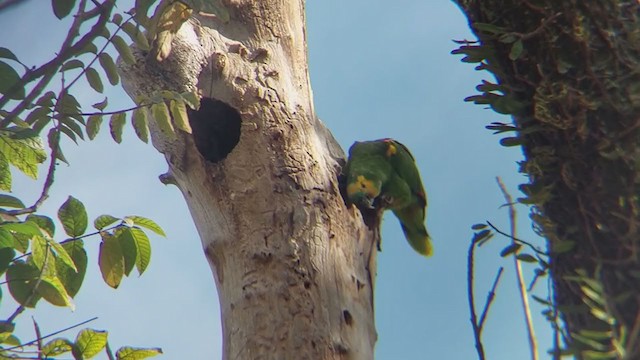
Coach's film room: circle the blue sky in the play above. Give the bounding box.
[2,1,554,359]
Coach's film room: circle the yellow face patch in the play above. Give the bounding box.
[385,142,397,157]
[347,175,380,198]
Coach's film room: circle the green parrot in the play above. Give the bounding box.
[343,138,433,257]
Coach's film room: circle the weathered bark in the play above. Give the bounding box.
[121,2,377,359]
[455,0,640,358]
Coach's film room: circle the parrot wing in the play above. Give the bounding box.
[384,139,427,211]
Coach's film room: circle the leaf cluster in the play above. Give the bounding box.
[0,0,207,358]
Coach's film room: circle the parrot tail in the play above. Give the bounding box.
[394,207,433,257]
[400,224,433,257]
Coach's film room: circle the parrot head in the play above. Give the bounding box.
[346,174,382,209]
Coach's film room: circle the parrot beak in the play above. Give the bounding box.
[360,196,376,210]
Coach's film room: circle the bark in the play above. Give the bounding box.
[454,0,640,358]
[121,2,377,359]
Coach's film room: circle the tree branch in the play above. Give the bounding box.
[32,317,43,360]
[496,177,539,360]
[0,0,116,128]
[467,233,486,360]
[478,267,504,330]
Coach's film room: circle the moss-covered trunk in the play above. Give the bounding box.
[454,1,640,358]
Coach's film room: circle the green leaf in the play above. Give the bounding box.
[0,47,18,62]
[0,61,24,99]
[472,229,491,244]
[99,26,111,39]
[112,35,136,65]
[0,247,15,277]
[121,22,150,51]
[85,67,104,93]
[181,91,200,110]
[26,214,55,237]
[132,107,149,143]
[498,33,518,44]
[509,39,524,61]
[42,338,74,357]
[112,13,123,25]
[86,114,103,140]
[3,334,20,346]
[151,102,174,136]
[56,240,87,298]
[471,223,487,230]
[110,112,126,143]
[531,294,551,306]
[38,275,74,308]
[131,227,151,274]
[117,228,137,276]
[196,0,229,23]
[25,106,52,125]
[580,329,614,341]
[500,136,524,147]
[48,129,69,164]
[125,216,166,236]
[92,97,108,111]
[48,239,76,272]
[31,235,50,270]
[516,253,537,263]
[99,53,119,86]
[36,91,56,107]
[0,153,9,191]
[94,214,119,230]
[57,92,81,114]
[581,350,617,359]
[61,59,84,71]
[0,194,24,208]
[59,116,85,140]
[0,321,15,343]
[78,42,98,55]
[0,129,47,179]
[74,329,108,359]
[6,261,41,307]
[99,235,124,288]
[0,221,42,236]
[500,243,522,257]
[472,22,507,35]
[116,346,163,360]
[0,228,12,248]
[58,196,88,238]
[59,124,78,143]
[552,240,576,254]
[169,99,191,133]
[52,0,77,19]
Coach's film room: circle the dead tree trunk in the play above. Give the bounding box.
[454,1,640,358]
[121,2,377,359]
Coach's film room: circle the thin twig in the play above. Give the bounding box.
[61,12,135,94]
[63,103,149,117]
[3,317,98,352]
[497,177,539,360]
[486,221,547,256]
[467,234,485,360]
[32,317,43,360]
[106,341,116,360]
[0,0,116,127]
[478,267,504,330]
[9,223,121,264]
